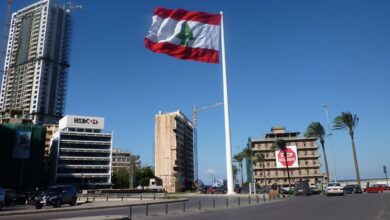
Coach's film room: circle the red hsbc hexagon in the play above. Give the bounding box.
[277,148,297,167]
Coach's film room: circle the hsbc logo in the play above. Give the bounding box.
[74,118,99,125]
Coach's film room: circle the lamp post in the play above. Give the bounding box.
[322,104,337,182]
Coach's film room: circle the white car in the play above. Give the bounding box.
[325,182,345,196]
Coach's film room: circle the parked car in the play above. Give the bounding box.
[310,187,321,195]
[294,180,312,196]
[365,184,385,193]
[4,189,17,206]
[35,185,77,209]
[279,187,289,195]
[0,188,5,211]
[324,182,344,196]
[343,185,362,194]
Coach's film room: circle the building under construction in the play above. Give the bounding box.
[0,0,73,125]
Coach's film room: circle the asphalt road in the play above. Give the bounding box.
[1,193,389,220]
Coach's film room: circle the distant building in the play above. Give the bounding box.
[154,110,194,192]
[50,115,112,188]
[250,126,323,187]
[0,0,73,124]
[111,148,141,189]
[111,148,140,173]
[44,124,58,158]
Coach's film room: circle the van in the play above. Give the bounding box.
[294,180,312,196]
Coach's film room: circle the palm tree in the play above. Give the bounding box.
[253,153,267,187]
[233,152,244,187]
[273,139,291,188]
[333,111,361,186]
[232,164,239,185]
[305,122,330,183]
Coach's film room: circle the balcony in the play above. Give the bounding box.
[56,173,111,178]
[61,139,111,145]
[60,148,111,153]
[57,164,110,169]
[59,156,110,161]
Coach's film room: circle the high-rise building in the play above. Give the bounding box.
[0,0,72,125]
[155,110,194,192]
[50,115,112,189]
[250,126,323,187]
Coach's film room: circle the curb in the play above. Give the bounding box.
[0,198,188,217]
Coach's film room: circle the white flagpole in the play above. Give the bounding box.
[220,11,234,195]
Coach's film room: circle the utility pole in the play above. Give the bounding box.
[322,104,337,182]
[193,102,224,187]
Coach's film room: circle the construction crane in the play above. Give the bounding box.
[0,0,13,78]
[193,102,224,187]
[65,1,82,13]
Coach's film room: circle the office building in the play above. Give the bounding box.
[155,110,194,192]
[0,0,72,124]
[50,115,112,188]
[251,126,323,187]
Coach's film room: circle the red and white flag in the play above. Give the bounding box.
[145,8,221,64]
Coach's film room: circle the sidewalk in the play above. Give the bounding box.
[0,199,188,217]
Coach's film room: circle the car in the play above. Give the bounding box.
[310,187,321,194]
[365,184,385,193]
[294,180,312,196]
[206,186,217,194]
[4,189,17,206]
[35,185,77,209]
[279,187,289,195]
[343,185,362,194]
[324,182,344,196]
[0,188,4,211]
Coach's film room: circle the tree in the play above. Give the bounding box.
[233,152,244,187]
[305,122,330,183]
[253,153,267,187]
[112,168,129,189]
[273,139,291,188]
[333,111,361,186]
[134,166,155,188]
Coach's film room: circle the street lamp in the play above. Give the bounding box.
[321,104,337,182]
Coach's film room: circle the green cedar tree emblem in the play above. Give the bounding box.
[176,22,194,46]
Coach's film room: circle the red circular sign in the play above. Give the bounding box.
[277,148,296,167]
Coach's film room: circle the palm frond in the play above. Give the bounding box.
[273,139,286,150]
[304,121,325,141]
[333,111,359,130]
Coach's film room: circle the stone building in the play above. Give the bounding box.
[154,110,194,192]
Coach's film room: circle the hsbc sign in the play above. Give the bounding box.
[74,118,99,125]
[59,115,104,130]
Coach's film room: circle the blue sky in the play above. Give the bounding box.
[1,0,390,184]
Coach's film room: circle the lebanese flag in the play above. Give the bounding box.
[145,8,221,64]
